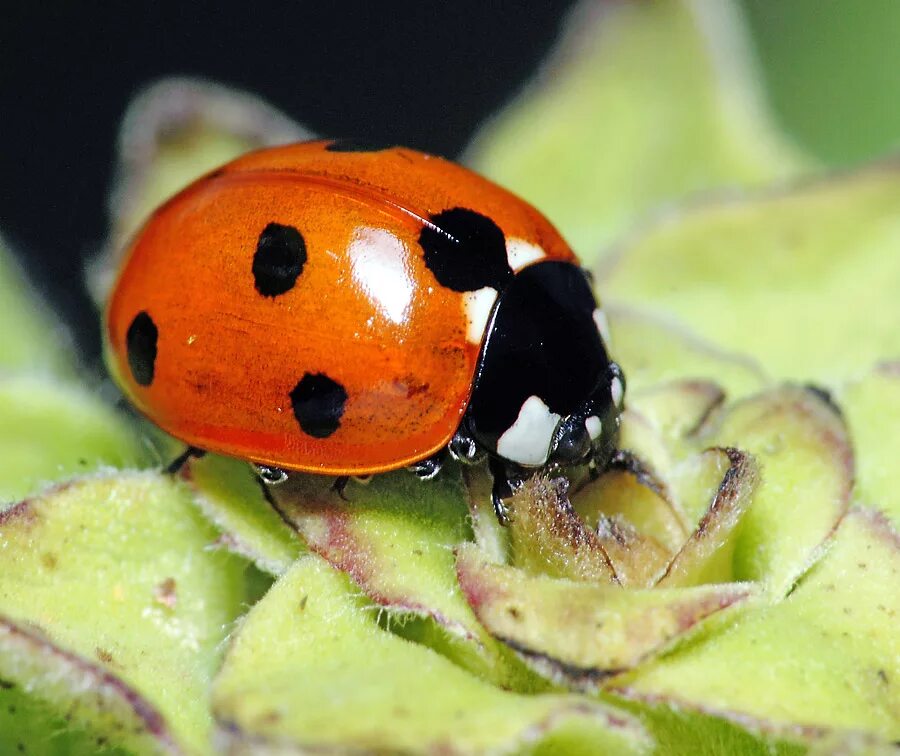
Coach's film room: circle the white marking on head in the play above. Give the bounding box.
[585,415,603,440]
[462,286,498,344]
[610,375,624,408]
[506,238,546,271]
[593,308,612,345]
[348,228,413,324]
[496,395,561,466]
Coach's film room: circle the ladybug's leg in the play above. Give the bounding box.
[252,463,290,486]
[164,446,206,474]
[408,449,447,481]
[332,475,351,500]
[448,426,484,465]
[488,457,514,526]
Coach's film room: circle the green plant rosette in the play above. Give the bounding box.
[2,1,898,753]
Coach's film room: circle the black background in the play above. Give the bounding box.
[1,1,576,356]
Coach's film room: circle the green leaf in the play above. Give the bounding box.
[0,617,181,755]
[461,465,510,563]
[841,364,900,528]
[0,375,145,503]
[699,387,852,595]
[0,472,252,753]
[620,702,806,756]
[467,0,808,261]
[213,555,652,754]
[608,307,768,399]
[656,448,759,588]
[627,380,727,452]
[269,468,536,688]
[616,508,900,745]
[0,235,74,377]
[601,163,900,385]
[184,454,305,575]
[596,384,852,596]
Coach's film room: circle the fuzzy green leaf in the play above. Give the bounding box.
[0,617,181,755]
[213,555,652,754]
[0,472,252,753]
[0,375,145,503]
[616,508,900,744]
[841,364,900,528]
[269,469,537,688]
[699,387,853,595]
[656,448,759,589]
[184,454,305,575]
[601,163,900,386]
[467,0,808,261]
[0,236,75,377]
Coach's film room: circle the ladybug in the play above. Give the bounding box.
[104,139,624,518]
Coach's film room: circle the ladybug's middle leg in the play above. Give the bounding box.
[488,456,523,526]
[408,448,447,481]
[332,475,351,500]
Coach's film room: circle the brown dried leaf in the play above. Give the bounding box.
[457,542,754,689]
[574,459,689,555]
[505,475,618,584]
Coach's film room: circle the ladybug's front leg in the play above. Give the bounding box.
[164,446,206,474]
[488,456,525,526]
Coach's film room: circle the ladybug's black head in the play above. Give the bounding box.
[464,260,624,474]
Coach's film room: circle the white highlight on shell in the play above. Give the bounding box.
[496,395,561,466]
[593,308,612,345]
[462,286,498,344]
[348,228,412,324]
[506,238,546,271]
[585,415,603,440]
[611,375,624,408]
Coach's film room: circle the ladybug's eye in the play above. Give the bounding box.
[548,414,593,465]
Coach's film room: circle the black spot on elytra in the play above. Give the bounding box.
[290,372,348,438]
[126,311,158,387]
[325,138,397,153]
[253,223,307,297]
[419,207,513,292]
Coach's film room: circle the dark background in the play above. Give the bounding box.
[1,1,577,356]
[4,1,900,360]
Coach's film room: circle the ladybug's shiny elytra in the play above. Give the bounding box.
[104,139,624,516]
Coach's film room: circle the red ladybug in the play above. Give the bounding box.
[104,139,624,515]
